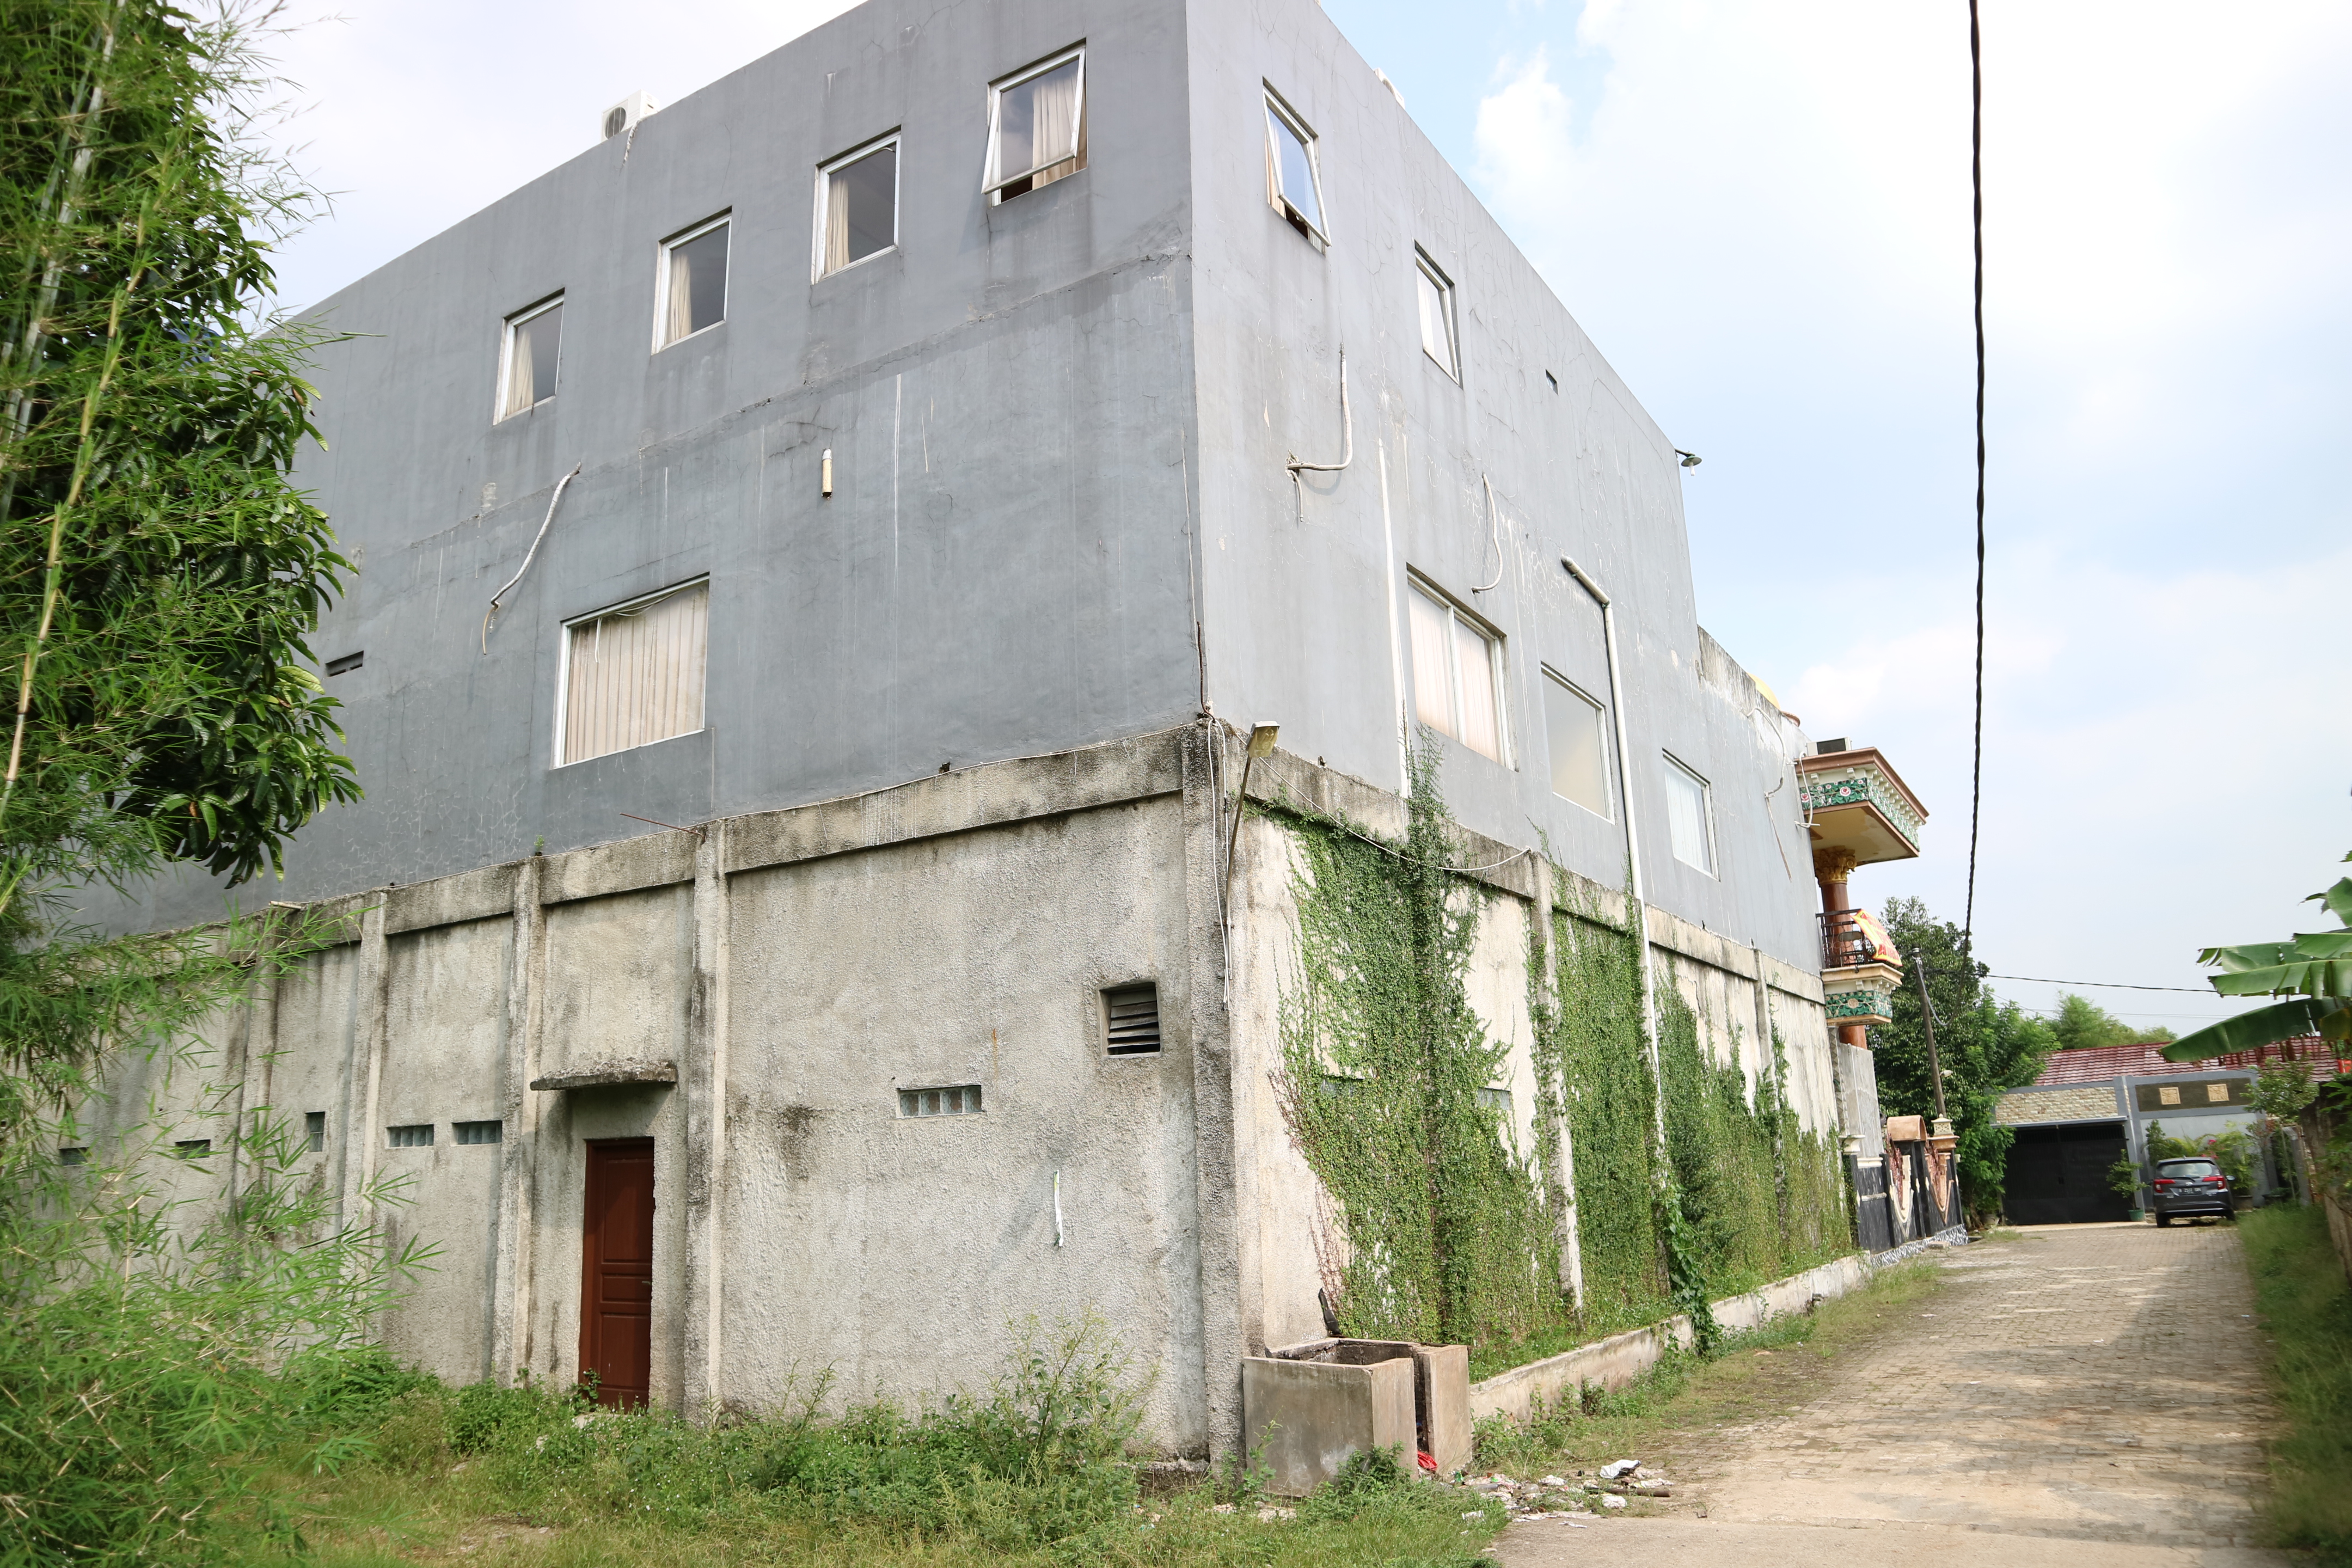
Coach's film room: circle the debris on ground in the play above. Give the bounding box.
[1460,1463,1672,1522]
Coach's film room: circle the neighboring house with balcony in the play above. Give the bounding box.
[77,0,1906,1455]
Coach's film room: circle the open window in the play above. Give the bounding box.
[498,295,563,420]
[1264,90,1326,243]
[1407,579,1506,763]
[558,580,709,765]
[1416,249,1458,379]
[817,133,899,278]
[987,47,1086,203]
[1662,753,1717,875]
[1542,670,1610,817]
[656,215,730,348]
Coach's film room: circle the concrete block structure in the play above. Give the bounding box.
[80,0,1902,1456]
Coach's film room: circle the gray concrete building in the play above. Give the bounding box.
[88,0,1888,1455]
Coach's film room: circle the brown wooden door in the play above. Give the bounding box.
[579,1138,654,1408]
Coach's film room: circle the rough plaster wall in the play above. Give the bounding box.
[1767,988,1839,1137]
[717,800,1206,1449]
[1466,894,1540,1171]
[1840,1041,1885,1159]
[541,886,692,1079]
[376,918,513,1382]
[258,942,363,1196]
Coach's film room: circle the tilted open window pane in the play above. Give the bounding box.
[561,582,709,765]
[1417,253,1457,378]
[500,299,562,419]
[1406,583,1505,763]
[1542,672,1610,817]
[1265,98,1324,237]
[1663,754,1716,874]
[820,139,898,276]
[660,220,730,346]
[989,51,1085,200]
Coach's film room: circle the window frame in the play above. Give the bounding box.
[553,577,712,768]
[813,130,903,282]
[1540,666,1612,819]
[495,292,564,423]
[1415,248,1460,381]
[1406,574,1510,765]
[1661,751,1718,876]
[984,45,1087,203]
[1263,87,1328,245]
[652,212,732,351]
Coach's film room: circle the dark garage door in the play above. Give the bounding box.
[2005,1120,2132,1226]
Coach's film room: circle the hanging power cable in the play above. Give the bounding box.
[1962,0,1988,950]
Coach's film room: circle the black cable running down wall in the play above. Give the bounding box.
[1963,0,1988,951]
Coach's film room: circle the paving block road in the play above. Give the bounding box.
[1494,1221,2298,1567]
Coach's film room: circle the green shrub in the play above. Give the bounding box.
[2240,1204,2352,1555]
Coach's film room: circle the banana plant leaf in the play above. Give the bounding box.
[2209,958,2351,997]
[2160,997,2351,1063]
[2310,868,2352,927]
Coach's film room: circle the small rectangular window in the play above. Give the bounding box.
[817,134,899,278]
[1542,671,1610,817]
[559,580,709,765]
[1662,754,1716,875]
[1416,250,1458,379]
[1264,91,1325,242]
[304,1111,326,1152]
[175,1138,211,1160]
[657,216,730,347]
[325,651,364,677]
[499,295,563,419]
[1475,1087,1511,1113]
[59,1146,88,1166]
[1407,581,1505,762]
[454,1120,504,1145]
[1103,983,1162,1055]
[899,1085,984,1118]
[988,48,1086,202]
[386,1124,434,1148]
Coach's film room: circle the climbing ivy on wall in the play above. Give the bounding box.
[1272,746,1561,1351]
[1272,744,1853,1371]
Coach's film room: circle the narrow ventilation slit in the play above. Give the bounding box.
[899,1085,983,1118]
[1103,982,1161,1055]
[386,1124,434,1148]
[454,1120,503,1145]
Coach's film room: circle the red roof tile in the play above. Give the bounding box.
[2031,1035,2334,1088]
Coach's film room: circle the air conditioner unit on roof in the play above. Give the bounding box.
[601,91,658,143]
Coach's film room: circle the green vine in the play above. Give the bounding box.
[1272,744,1560,1350]
[1270,743,1852,1375]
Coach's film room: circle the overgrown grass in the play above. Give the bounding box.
[215,1316,1505,1568]
[2240,1204,2352,1559]
[1472,1260,1945,1479]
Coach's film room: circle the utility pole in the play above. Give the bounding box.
[1912,950,1948,1122]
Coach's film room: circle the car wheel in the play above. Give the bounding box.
[2157,1212,2171,1227]
[2224,1206,2238,1223]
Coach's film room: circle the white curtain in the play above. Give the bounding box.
[1453,617,1500,761]
[504,306,559,416]
[1001,58,1081,183]
[564,584,708,764]
[824,169,852,275]
[664,246,696,345]
[1408,589,1453,736]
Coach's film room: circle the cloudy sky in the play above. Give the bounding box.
[253,0,2351,1039]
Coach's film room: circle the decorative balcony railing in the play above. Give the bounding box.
[1820,908,1900,973]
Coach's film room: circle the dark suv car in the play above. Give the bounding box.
[2152,1157,2235,1226]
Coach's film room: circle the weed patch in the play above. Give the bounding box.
[2240,1204,2352,1557]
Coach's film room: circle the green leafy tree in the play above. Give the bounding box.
[1,3,413,1559]
[1870,898,2058,1222]
[2051,992,2172,1049]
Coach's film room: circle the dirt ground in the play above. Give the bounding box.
[1493,1222,2301,1567]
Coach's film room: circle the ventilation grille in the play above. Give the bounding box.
[174,1138,210,1159]
[900,1085,982,1118]
[59,1146,87,1166]
[325,651,364,677]
[386,1124,434,1148]
[1475,1087,1511,1113]
[304,1111,326,1152]
[454,1120,503,1145]
[1104,983,1161,1055]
